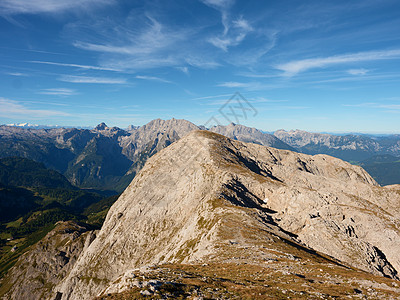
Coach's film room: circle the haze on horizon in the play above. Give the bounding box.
[0,0,400,134]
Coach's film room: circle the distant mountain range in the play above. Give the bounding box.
[0,119,399,191]
[274,129,400,161]
[5,123,93,130]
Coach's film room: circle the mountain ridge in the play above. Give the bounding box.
[49,130,400,299]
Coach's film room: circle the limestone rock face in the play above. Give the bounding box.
[54,131,400,299]
[210,123,294,150]
[0,221,96,300]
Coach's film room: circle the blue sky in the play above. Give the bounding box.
[1,0,400,133]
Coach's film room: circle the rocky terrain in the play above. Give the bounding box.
[0,221,96,300]
[2,130,395,299]
[210,123,294,151]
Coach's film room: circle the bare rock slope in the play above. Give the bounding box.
[54,131,400,299]
[0,221,96,300]
[210,123,294,150]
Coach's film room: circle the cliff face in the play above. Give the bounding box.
[0,221,96,300]
[210,123,294,150]
[52,131,400,299]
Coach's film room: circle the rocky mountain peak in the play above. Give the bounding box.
[54,130,400,299]
[126,125,139,131]
[94,122,108,131]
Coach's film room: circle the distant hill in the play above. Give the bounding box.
[360,155,400,186]
[0,157,110,223]
[0,157,73,189]
[0,156,119,280]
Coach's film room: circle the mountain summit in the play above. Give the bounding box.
[51,131,400,299]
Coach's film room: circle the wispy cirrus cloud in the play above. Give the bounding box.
[0,0,115,16]
[7,72,29,76]
[72,16,178,55]
[202,0,253,52]
[59,75,127,84]
[38,88,77,96]
[276,49,400,76]
[201,0,234,34]
[29,60,121,72]
[218,81,252,88]
[344,102,400,110]
[192,93,233,101]
[209,17,253,51]
[72,16,190,71]
[185,57,220,69]
[0,98,69,117]
[347,68,369,76]
[135,75,173,84]
[217,81,271,90]
[67,3,270,72]
[177,66,189,75]
[379,104,400,110]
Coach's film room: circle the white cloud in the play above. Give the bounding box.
[7,72,28,76]
[208,16,253,51]
[192,93,233,101]
[0,98,69,118]
[218,81,251,88]
[201,0,234,8]
[0,0,114,15]
[347,68,369,76]
[185,57,220,69]
[59,75,127,84]
[177,66,189,75]
[379,104,400,110]
[201,0,234,34]
[233,18,252,32]
[209,37,232,52]
[276,49,400,76]
[72,16,191,71]
[217,81,284,91]
[343,102,400,110]
[73,16,184,56]
[135,75,172,84]
[38,88,77,96]
[201,0,253,51]
[29,60,120,72]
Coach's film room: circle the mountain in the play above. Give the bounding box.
[360,155,400,186]
[5,123,61,129]
[6,130,395,299]
[0,157,74,223]
[210,123,295,150]
[0,157,73,189]
[0,119,293,192]
[1,120,399,192]
[274,129,400,162]
[0,157,120,281]
[0,221,96,300]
